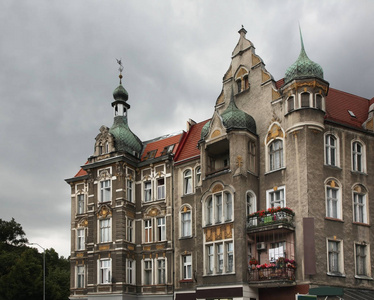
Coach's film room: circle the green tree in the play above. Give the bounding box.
[0,218,28,245]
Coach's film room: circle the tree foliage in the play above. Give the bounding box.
[0,218,70,300]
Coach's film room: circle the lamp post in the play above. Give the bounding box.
[29,242,46,300]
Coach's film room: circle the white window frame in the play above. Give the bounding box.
[99,218,111,243]
[144,181,152,202]
[76,265,85,288]
[314,94,324,110]
[266,187,286,209]
[144,219,153,243]
[327,239,344,276]
[246,191,257,215]
[181,207,192,238]
[127,178,134,202]
[127,218,134,243]
[204,241,234,275]
[100,180,111,203]
[355,243,371,278]
[352,140,366,173]
[195,166,201,186]
[182,254,192,280]
[143,259,153,285]
[77,194,85,214]
[98,258,111,284]
[157,217,166,241]
[183,169,193,195]
[127,259,135,285]
[77,228,85,250]
[353,187,367,224]
[157,177,165,200]
[325,182,342,219]
[325,133,339,167]
[268,139,284,171]
[203,191,233,226]
[157,258,166,284]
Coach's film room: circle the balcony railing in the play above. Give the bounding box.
[248,266,296,282]
[247,207,295,230]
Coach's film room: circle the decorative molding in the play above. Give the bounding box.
[262,70,271,83]
[252,53,261,66]
[212,183,224,193]
[97,205,112,218]
[205,223,233,242]
[211,130,221,138]
[272,89,281,100]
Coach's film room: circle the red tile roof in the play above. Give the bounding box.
[175,119,210,163]
[325,88,370,129]
[141,132,184,161]
[275,78,284,89]
[74,161,88,178]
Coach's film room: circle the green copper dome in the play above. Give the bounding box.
[113,84,129,101]
[284,30,324,84]
[201,91,256,140]
[109,116,142,156]
[221,92,256,134]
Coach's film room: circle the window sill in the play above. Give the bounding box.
[355,275,373,280]
[353,222,370,227]
[265,167,286,175]
[325,217,344,223]
[179,279,193,283]
[327,272,346,278]
[324,164,341,170]
[179,236,193,240]
[203,272,235,277]
[350,170,367,176]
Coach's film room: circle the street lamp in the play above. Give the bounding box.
[29,242,46,300]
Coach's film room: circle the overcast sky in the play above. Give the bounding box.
[1,0,373,258]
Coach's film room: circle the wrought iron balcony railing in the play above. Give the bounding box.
[248,266,296,282]
[247,207,295,230]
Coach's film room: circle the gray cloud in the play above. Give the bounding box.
[1,0,373,257]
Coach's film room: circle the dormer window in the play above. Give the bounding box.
[348,110,356,118]
[144,150,157,160]
[235,67,249,94]
[160,144,175,155]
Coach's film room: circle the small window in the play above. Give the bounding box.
[144,150,157,160]
[269,140,283,171]
[77,265,85,288]
[99,219,111,243]
[287,96,295,112]
[157,178,165,200]
[99,259,111,284]
[355,244,368,277]
[161,144,175,155]
[195,167,201,186]
[325,180,341,219]
[353,185,367,224]
[157,258,166,284]
[325,134,338,166]
[127,219,134,243]
[143,260,153,285]
[77,228,85,250]
[181,207,192,237]
[144,219,153,243]
[348,110,356,118]
[100,180,111,203]
[315,94,323,109]
[237,79,242,93]
[157,217,166,241]
[182,255,192,279]
[267,187,285,209]
[144,181,152,202]
[352,141,364,172]
[127,178,133,202]
[328,240,343,275]
[77,194,85,214]
[183,170,192,195]
[127,259,135,284]
[301,92,310,107]
[244,76,249,90]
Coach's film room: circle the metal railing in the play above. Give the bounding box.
[248,266,296,282]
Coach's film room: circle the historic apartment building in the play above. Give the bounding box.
[66,28,374,300]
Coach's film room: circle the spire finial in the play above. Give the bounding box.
[298,23,305,52]
[116,58,124,84]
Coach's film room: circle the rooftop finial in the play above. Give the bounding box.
[116,58,124,84]
[298,23,305,52]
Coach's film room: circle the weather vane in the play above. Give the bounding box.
[116,58,124,84]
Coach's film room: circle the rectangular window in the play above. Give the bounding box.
[225,193,232,221]
[356,244,367,276]
[144,260,152,285]
[181,211,191,237]
[100,180,111,202]
[267,188,285,208]
[77,266,84,288]
[269,140,283,171]
[182,255,192,279]
[144,219,153,243]
[77,228,85,250]
[127,219,134,243]
[144,181,152,202]
[352,142,363,172]
[216,243,224,273]
[100,219,111,243]
[157,217,166,241]
[99,259,111,284]
[157,259,166,284]
[325,135,337,166]
[127,179,133,202]
[226,242,234,272]
[207,245,214,274]
[127,259,135,284]
[328,240,341,274]
[157,178,165,200]
[326,187,339,218]
[215,194,222,223]
[77,194,84,214]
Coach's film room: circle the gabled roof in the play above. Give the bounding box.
[325,88,370,129]
[74,161,88,178]
[175,119,210,163]
[141,132,184,161]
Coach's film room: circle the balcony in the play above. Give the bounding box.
[248,266,296,284]
[247,207,295,233]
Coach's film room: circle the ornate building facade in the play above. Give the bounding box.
[66,28,374,300]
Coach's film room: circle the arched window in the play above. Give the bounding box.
[204,191,233,226]
[325,134,338,166]
[195,167,201,186]
[246,191,256,216]
[287,96,295,112]
[236,79,242,93]
[325,179,342,219]
[301,92,310,107]
[183,169,192,194]
[206,197,213,225]
[269,140,283,171]
[180,205,192,238]
[105,142,109,153]
[315,94,323,109]
[353,185,368,224]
